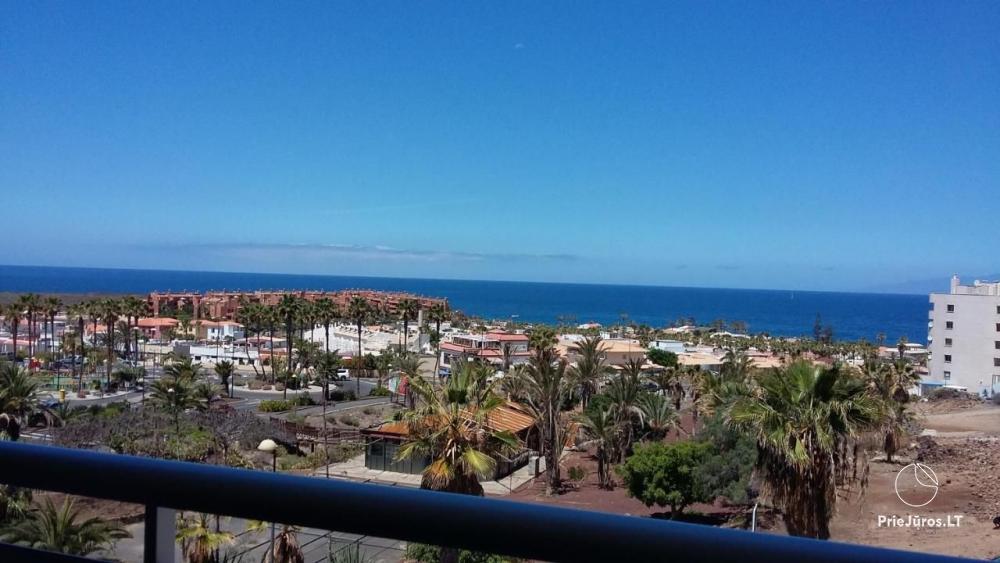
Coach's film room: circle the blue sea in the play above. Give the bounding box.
[0,265,929,344]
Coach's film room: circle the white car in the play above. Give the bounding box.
[335,368,351,381]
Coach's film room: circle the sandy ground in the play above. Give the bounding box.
[821,398,1000,559]
[508,397,1000,559]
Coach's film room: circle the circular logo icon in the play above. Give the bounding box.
[894,463,939,508]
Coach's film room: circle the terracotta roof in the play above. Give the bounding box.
[365,403,536,437]
[486,332,529,342]
[138,318,179,327]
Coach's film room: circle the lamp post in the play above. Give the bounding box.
[257,439,278,562]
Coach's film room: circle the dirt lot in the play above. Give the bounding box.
[510,396,1000,559]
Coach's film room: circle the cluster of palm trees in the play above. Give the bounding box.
[0,359,130,557]
[2,294,151,395]
[695,351,921,539]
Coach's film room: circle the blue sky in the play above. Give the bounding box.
[2,2,998,291]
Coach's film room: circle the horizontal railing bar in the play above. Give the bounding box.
[0,542,91,563]
[0,442,973,563]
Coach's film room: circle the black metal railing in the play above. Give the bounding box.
[0,441,974,563]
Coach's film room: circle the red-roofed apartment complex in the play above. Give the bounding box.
[439,331,530,370]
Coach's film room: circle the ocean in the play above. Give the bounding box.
[0,265,929,344]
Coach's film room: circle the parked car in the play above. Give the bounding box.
[335,368,351,381]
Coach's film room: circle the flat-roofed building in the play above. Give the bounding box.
[927,275,1000,396]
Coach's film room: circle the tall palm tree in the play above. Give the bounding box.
[605,362,645,461]
[43,296,62,359]
[397,298,420,353]
[313,298,339,354]
[276,295,301,400]
[517,341,574,495]
[397,359,520,496]
[426,303,448,378]
[568,335,609,408]
[99,298,121,390]
[264,305,278,383]
[0,497,129,557]
[576,407,620,489]
[2,303,23,362]
[346,296,371,395]
[726,361,881,539]
[18,294,41,359]
[865,359,920,463]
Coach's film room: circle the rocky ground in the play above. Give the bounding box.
[827,393,1000,559]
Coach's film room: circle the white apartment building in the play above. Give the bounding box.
[928,275,1000,396]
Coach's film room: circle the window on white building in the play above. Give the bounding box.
[947,304,955,312]
[944,354,952,363]
[946,321,954,329]
[945,338,953,346]
[944,371,951,380]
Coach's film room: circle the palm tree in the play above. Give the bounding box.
[43,296,61,360]
[276,295,301,400]
[396,352,422,408]
[176,512,234,563]
[313,298,339,354]
[18,293,41,359]
[397,298,420,353]
[568,335,609,408]
[264,305,278,383]
[649,366,685,410]
[2,303,23,362]
[0,362,56,441]
[426,303,448,378]
[0,497,129,557]
[637,392,678,440]
[576,407,620,489]
[720,349,754,380]
[605,362,645,461]
[65,304,87,391]
[100,298,121,390]
[214,360,235,398]
[397,359,520,496]
[865,359,920,463]
[346,296,371,395]
[726,361,881,539]
[517,341,574,495]
[150,375,199,433]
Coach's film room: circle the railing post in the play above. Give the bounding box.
[144,505,176,563]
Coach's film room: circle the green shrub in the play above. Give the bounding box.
[567,465,587,482]
[338,415,360,427]
[259,400,293,413]
[294,393,316,406]
[617,441,712,519]
[328,389,357,402]
[368,386,391,397]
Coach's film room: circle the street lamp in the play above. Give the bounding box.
[257,439,278,563]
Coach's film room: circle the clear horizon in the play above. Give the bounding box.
[2,3,998,291]
[0,262,966,297]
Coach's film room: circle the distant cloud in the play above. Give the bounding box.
[147,242,578,264]
[514,42,525,49]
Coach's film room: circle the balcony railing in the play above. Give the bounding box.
[0,441,974,563]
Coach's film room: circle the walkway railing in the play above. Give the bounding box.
[0,441,974,563]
